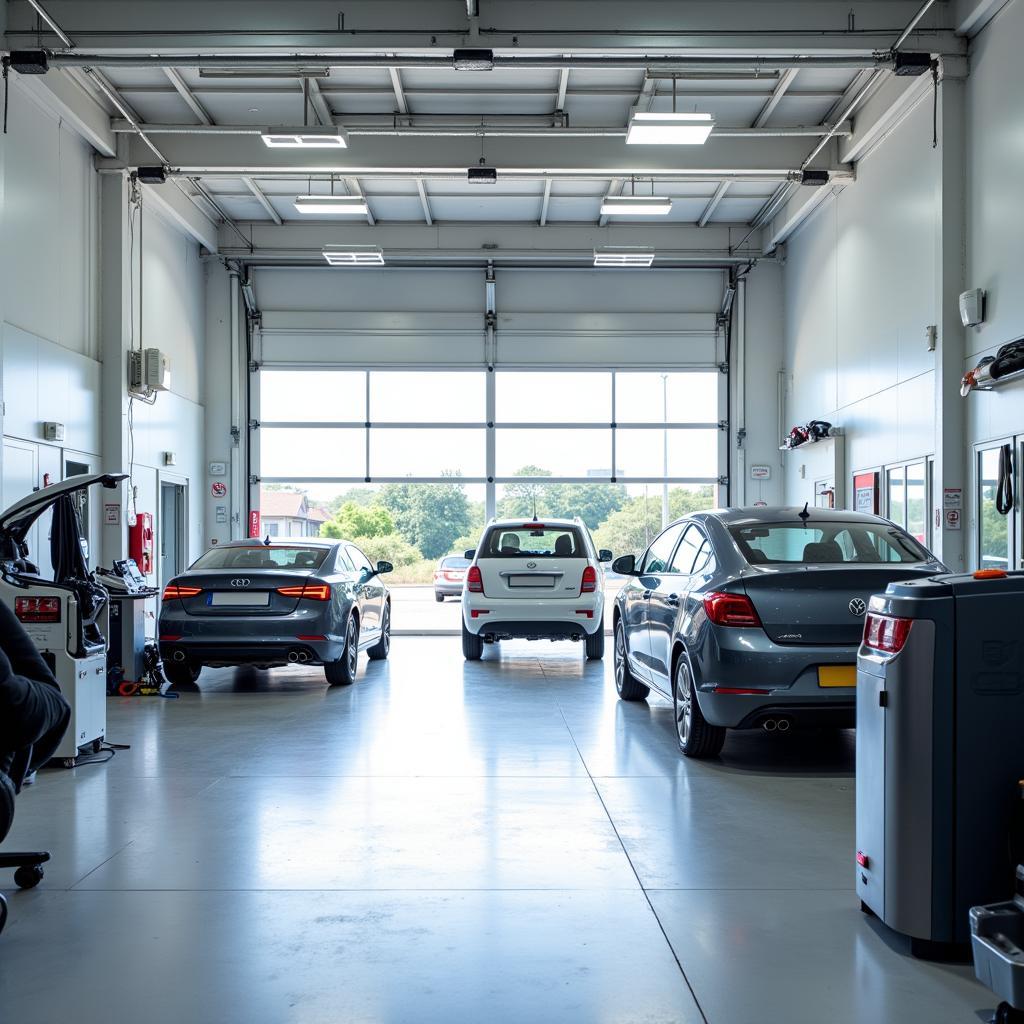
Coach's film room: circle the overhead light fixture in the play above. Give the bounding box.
[261,127,349,149]
[593,248,656,268]
[799,169,830,186]
[600,196,673,216]
[626,112,714,146]
[453,48,495,71]
[294,195,369,215]
[200,68,330,79]
[468,166,498,184]
[323,246,385,266]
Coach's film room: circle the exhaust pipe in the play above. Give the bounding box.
[297,651,310,663]
[762,719,777,732]
[172,650,186,662]
[776,718,791,733]
[287,651,300,663]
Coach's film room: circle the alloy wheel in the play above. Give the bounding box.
[675,659,693,746]
[381,606,390,654]
[614,626,626,692]
[347,619,358,674]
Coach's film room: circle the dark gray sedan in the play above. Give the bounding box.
[159,539,392,688]
[612,507,946,758]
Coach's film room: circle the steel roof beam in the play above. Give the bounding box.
[416,180,434,224]
[243,177,283,224]
[389,67,410,115]
[163,67,213,124]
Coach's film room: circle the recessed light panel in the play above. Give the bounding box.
[593,248,656,268]
[261,127,349,149]
[323,246,385,266]
[294,195,369,215]
[599,196,673,216]
[626,112,714,145]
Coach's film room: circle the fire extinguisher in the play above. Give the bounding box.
[128,512,155,575]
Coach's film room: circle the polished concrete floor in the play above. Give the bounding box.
[1,638,991,1023]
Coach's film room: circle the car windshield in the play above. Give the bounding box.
[191,546,330,571]
[480,525,584,558]
[729,521,930,565]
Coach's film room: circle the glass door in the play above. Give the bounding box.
[977,443,1015,571]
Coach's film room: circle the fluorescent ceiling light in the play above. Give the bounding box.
[453,48,494,71]
[294,195,369,215]
[261,127,349,149]
[600,196,673,216]
[593,248,656,268]
[626,112,714,145]
[323,246,385,266]
[468,166,498,184]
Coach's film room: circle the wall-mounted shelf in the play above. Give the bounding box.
[779,426,843,453]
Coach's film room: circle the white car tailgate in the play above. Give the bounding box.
[477,556,587,598]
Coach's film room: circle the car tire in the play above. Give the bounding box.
[326,615,359,687]
[434,592,445,603]
[673,654,726,759]
[163,658,201,687]
[614,622,649,701]
[462,622,484,661]
[585,627,605,660]
[367,602,391,661]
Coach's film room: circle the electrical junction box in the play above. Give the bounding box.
[43,422,65,442]
[128,348,171,394]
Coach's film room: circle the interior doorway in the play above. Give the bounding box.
[160,482,187,585]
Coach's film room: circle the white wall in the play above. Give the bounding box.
[964,0,1024,449]
[781,96,940,506]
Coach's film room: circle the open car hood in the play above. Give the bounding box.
[0,473,127,545]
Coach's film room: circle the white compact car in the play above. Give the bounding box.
[461,517,612,661]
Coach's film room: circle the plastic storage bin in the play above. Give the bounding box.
[971,866,1024,1022]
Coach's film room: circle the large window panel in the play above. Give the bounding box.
[887,467,906,529]
[616,429,719,479]
[261,370,366,423]
[615,372,719,424]
[496,372,612,424]
[495,428,612,477]
[371,428,486,477]
[979,447,1011,570]
[260,428,366,477]
[906,462,927,543]
[370,371,486,423]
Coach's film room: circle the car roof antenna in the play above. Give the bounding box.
[532,493,538,522]
[263,534,272,546]
[798,502,810,522]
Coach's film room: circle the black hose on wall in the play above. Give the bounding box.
[996,443,1015,516]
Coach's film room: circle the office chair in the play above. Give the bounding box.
[0,769,49,936]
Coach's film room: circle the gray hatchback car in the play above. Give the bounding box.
[612,507,946,758]
[159,538,392,688]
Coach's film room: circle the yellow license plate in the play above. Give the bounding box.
[818,665,857,688]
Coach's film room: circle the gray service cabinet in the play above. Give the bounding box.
[856,572,1024,950]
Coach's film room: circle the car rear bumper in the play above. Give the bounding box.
[463,594,604,638]
[693,631,858,728]
[159,638,345,667]
[434,583,464,596]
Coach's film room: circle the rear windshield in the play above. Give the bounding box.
[441,556,471,569]
[191,546,330,571]
[480,525,584,559]
[729,522,930,565]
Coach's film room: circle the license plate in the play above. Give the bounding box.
[818,665,856,688]
[507,575,556,588]
[209,591,271,607]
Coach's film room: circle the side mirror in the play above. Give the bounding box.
[464,549,476,560]
[376,560,393,576]
[611,554,637,576]
[598,548,613,563]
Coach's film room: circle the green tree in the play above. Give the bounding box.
[593,486,716,558]
[498,465,553,519]
[321,502,394,540]
[326,487,376,514]
[378,477,473,559]
[353,533,423,568]
[544,481,627,529]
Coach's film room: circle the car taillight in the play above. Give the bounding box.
[863,613,912,653]
[581,566,598,594]
[704,592,761,628]
[163,584,202,600]
[15,596,60,623]
[467,566,483,593]
[277,583,332,601]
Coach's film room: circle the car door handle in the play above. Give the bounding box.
[643,589,653,599]
[667,594,680,607]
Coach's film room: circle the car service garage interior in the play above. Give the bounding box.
[1,2,1024,1022]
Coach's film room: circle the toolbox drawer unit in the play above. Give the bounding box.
[856,571,1024,952]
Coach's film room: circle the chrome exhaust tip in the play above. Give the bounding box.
[172,650,187,662]
[762,719,777,732]
[777,718,791,733]
[287,651,300,663]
